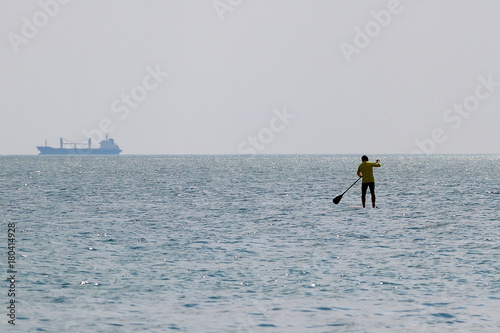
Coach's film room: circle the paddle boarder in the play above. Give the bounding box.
[357,155,381,208]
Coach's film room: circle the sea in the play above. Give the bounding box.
[1,154,499,333]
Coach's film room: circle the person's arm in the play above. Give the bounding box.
[357,166,363,177]
[374,159,381,167]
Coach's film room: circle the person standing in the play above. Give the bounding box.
[357,155,381,208]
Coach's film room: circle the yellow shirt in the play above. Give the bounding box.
[357,161,381,183]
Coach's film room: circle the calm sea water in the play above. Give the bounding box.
[1,155,499,332]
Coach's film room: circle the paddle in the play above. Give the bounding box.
[333,177,361,204]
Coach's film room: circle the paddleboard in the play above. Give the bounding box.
[350,206,380,208]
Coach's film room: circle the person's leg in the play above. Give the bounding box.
[361,183,368,208]
[369,183,376,208]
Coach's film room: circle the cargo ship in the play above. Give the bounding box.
[37,136,122,155]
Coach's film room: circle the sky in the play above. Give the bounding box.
[1,0,500,155]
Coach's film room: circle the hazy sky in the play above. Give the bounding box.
[2,0,500,155]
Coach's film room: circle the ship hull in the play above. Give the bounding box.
[37,146,122,155]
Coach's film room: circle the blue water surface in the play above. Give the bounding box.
[1,155,499,332]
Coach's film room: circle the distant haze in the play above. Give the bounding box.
[2,0,500,155]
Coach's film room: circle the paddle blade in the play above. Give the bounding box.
[332,194,343,204]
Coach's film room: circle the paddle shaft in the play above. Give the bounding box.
[333,177,362,204]
[341,176,362,196]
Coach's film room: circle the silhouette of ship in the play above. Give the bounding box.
[37,136,122,155]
